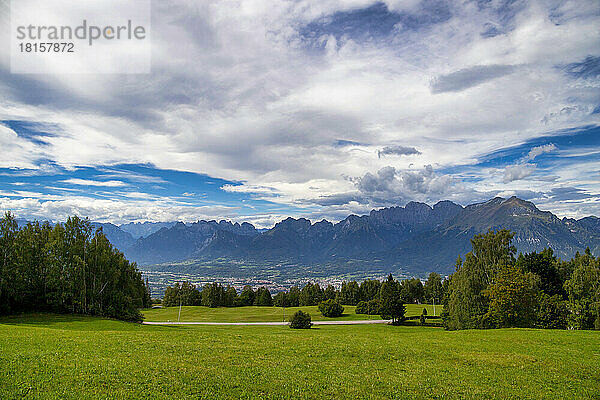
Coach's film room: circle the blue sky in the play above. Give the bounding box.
[0,0,599,227]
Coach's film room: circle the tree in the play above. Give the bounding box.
[0,212,19,314]
[318,299,344,317]
[516,248,564,297]
[356,299,380,315]
[223,286,237,307]
[359,279,381,302]
[201,283,223,308]
[289,310,312,329]
[564,255,600,330]
[355,301,368,314]
[537,293,568,329]
[470,229,516,283]
[423,272,443,304]
[401,278,424,304]
[273,292,288,307]
[287,286,300,307]
[484,265,538,328]
[444,230,516,330]
[238,285,255,306]
[0,214,148,321]
[254,286,273,306]
[299,282,323,306]
[323,285,337,301]
[164,281,201,307]
[338,281,360,305]
[379,275,405,325]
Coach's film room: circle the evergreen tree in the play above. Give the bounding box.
[359,279,381,302]
[238,285,255,306]
[254,286,273,306]
[323,284,337,300]
[338,281,360,305]
[287,286,300,307]
[400,278,425,304]
[299,282,323,306]
[423,272,443,304]
[273,291,288,307]
[379,275,405,324]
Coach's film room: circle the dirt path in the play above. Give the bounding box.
[142,319,390,326]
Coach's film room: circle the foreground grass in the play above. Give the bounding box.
[142,303,441,322]
[1,314,598,399]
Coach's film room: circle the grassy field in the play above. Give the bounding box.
[1,314,599,399]
[142,303,442,322]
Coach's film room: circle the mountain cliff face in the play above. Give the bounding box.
[118,221,177,239]
[115,197,600,276]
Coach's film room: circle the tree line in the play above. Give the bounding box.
[443,229,600,330]
[0,213,151,321]
[163,274,442,311]
[163,274,410,324]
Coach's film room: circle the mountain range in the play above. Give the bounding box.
[19,196,597,277]
[82,196,598,277]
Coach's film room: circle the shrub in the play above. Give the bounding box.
[289,310,312,329]
[318,299,344,317]
[420,307,428,325]
[355,301,368,314]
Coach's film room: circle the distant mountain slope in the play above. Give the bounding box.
[123,196,600,276]
[126,220,258,264]
[387,197,600,273]
[91,222,136,251]
[119,221,178,239]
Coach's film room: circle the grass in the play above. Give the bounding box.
[142,303,442,322]
[1,314,599,399]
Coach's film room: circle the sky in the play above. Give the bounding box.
[0,0,599,228]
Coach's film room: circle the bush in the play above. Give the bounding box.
[318,299,344,317]
[289,310,312,329]
[355,301,368,314]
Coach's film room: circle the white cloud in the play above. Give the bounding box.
[525,143,557,161]
[0,0,599,220]
[62,179,128,187]
[503,164,536,183]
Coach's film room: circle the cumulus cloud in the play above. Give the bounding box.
[377,145,421,158]
[503,164,536,183]
[525,143,557,161]
[333,164,468,207]
[502,143,559,183]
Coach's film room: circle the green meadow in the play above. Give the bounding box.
[141,303,441,322]
[1,314,598,399]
